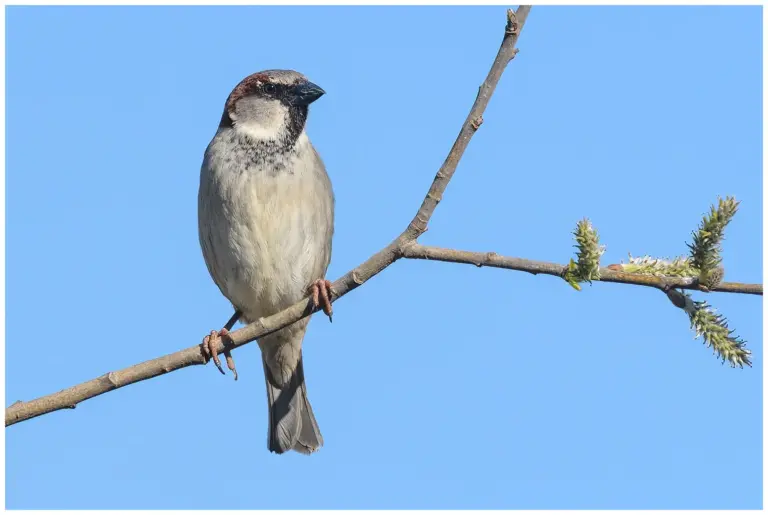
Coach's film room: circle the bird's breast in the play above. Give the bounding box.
[200,135,332,319]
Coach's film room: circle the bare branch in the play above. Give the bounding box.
[5,6,533,427]
[404,6,531,240]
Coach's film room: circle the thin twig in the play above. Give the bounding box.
[5,7,533,427]
[401,244,763,295]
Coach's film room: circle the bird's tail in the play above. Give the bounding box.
[263,354,323,455]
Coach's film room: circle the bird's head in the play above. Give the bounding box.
[220,69,325,146]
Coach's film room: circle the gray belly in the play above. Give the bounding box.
[200,171,330,322]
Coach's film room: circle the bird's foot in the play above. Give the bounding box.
[309,279,335,322]
[202,328,238,380]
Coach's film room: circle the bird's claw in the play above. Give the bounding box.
[224,350,238,381]
[202,328,238,380]
[202,330,225,375]
[310,279,334,322]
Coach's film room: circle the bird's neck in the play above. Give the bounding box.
[224,126,310,168]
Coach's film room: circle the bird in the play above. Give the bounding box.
[197,69,334,455]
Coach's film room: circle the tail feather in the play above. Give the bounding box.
[263,355,323,455]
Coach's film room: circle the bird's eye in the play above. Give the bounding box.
[263,83,276,94]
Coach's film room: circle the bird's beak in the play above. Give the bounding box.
[290,81,325,106]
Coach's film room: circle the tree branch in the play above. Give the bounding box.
[401,243,763,295]
[5,6,533,427]
[6,5,760,427]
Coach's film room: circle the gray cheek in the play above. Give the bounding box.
[234,96,284,125]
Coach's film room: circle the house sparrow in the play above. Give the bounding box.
[198,69,334,455]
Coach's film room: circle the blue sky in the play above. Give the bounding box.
[5,5,762,510]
